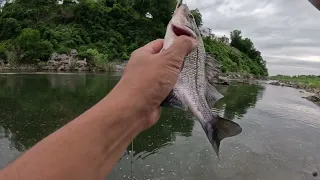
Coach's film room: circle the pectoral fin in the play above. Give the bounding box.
[199,116,242,158]
[161,91,188,111]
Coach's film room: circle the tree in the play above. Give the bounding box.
[0,18,21,40]
[191,8,203,27]
[16,28,53,62]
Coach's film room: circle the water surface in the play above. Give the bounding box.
[0,73,319,180]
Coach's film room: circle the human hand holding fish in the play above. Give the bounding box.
[115,35,198,129]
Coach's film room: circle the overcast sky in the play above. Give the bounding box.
[185,0,320,76]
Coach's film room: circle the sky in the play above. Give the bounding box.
[185,0,320,76]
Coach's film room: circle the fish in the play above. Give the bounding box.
[309,0,320,10]
[160,0,242,157]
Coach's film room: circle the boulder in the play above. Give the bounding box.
[50,52,58,61]
[215,76,230,85]
[303,95,320,107]
[74,59,89,71]
[57,64,71,71]
[269,81,280,86]
[70,49,78,56]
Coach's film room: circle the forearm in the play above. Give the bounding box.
[0,83,145,180]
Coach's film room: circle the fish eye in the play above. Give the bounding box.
[188,14,194,19]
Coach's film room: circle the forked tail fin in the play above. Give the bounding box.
[199,116,242,158]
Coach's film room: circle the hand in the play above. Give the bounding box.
[113,36,197,130]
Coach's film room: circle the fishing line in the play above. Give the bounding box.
[130,139,134,180]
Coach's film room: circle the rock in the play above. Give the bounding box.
[54,54,68,62]
[237,79,250,84]
[74,66,89,71]
[47,60,60,66]
[303,95,320,107]
[269,81,280,86]
[313,171,318,177]
[50,52,58,61]
[57,64,65,71]
[76,59,87,66]
[74,59,89,71]
[62,59,70,65]
[70,49,78,56]
[299,91,304,93]
[215,76,230,85]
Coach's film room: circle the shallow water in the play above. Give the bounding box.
[0,73,319,180]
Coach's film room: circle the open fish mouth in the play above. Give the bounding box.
[172,24,197,39]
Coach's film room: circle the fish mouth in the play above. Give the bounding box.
[172,24,197,39]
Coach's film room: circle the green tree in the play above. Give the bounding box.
[191,8,203,27]
[16,28,53,62]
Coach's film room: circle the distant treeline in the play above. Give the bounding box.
[270,75,320,88]
[0,0,268,76]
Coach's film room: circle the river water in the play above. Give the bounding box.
[0,73,319,180]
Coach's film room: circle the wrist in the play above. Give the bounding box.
[101,81,153,132]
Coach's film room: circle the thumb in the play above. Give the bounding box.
[162,36,198,59]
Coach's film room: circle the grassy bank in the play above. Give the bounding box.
[270,75,320,89]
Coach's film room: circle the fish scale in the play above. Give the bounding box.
[161,1,242,157]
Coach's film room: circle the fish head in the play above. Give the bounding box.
[163,4,202,50]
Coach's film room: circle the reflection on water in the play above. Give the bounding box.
[215,84,265,120]
[0,73,120,167]
[0,73,320,180]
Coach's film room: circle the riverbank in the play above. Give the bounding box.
[0,50,127,73]
[268,75,320,107]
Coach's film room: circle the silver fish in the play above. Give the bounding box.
[161,1,242,156]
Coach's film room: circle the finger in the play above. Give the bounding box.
[162,36,197,59]
[141,39,164,54]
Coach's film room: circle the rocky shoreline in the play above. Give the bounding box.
[268,80,320,107]
[0,49,127,73]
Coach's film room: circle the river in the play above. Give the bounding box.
[0,73,319,180]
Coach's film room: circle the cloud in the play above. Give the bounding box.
[185,0,320,75]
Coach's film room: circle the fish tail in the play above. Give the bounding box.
[199,116,242,158]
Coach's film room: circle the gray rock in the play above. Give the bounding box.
[62,59,70,65]
[215,76,230,85]
[70,49,78,56]
[57,65,65,71]
[303,95,320,107]
[269,81,281,86]
[76,59,87,66]
[47,60,59,66]
[50,53,58,61]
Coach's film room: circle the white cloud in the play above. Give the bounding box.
[185,0,320,75]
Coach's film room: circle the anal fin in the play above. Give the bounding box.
[200,116,242,158]
[206,82,224,108]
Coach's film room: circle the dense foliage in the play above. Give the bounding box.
[204,37,268,77]
[270,75,320,88]
[0,0,268,76]
[229,30,268,76]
